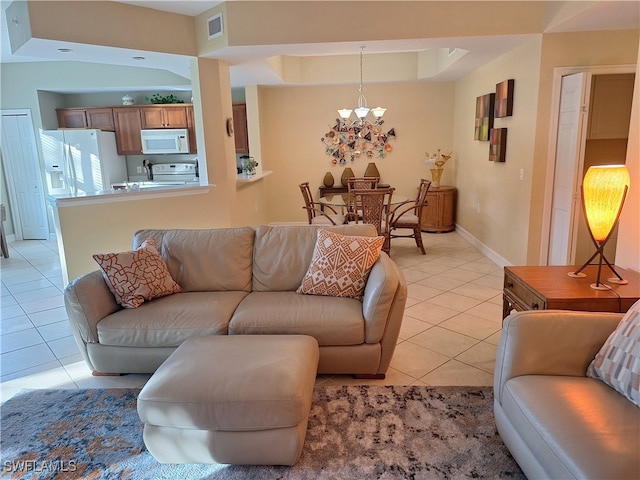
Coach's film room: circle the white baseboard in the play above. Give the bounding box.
[454,224,511,269]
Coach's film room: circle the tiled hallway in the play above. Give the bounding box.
[0,232,505,402]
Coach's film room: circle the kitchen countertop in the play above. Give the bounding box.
[48,182,214,207]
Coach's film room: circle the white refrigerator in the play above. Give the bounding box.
[40,129,127,196]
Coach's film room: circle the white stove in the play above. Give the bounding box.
[150,163,197,183]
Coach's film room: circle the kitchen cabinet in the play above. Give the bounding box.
[57,108,87,129]
[112,107,143,155]
[420,186,456,233]
[57,107,115,131]
[141,105,188,129]
[86,108,115,131]
[232,104,249,154]
[56,104,197,155]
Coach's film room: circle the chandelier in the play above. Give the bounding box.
[322,46,396,165]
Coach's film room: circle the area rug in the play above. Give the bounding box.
[0,385,524,479]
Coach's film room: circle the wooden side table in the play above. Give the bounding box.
[503,265,640,319]
[319,185,347,197]
[420,186,456,233]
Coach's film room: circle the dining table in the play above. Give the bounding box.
[319,193,410,211]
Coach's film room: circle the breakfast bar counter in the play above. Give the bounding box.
[48,183,213,207]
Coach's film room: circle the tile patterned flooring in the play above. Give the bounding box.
[0,232,505,403]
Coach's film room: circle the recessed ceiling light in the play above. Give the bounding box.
[57,48,73,53]
[132,56,145,61]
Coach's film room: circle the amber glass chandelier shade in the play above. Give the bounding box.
[582,165,630,242]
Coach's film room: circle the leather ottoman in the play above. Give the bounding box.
[137,335,319,465]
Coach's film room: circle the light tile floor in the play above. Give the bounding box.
[0,232,505,403]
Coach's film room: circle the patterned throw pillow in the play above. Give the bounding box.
[297,229,384,299]
[93,238,182,308]
[587,299,640,407]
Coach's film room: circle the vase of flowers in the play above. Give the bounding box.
[425,149,452,188]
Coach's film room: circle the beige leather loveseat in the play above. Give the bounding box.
[64,224,407,377]
[494,310,640,479]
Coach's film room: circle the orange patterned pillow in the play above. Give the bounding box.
[93,238,182,308]
[297,229,384,299]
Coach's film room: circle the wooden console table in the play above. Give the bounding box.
[420,186,456,233]
[503,265,640,319]
[319,184,392,197]
[319,185,347,196]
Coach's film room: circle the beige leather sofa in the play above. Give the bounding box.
[64,224,407,377]
[494,310,640,480]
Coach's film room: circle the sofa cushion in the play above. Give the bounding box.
[502,375,640,479]
[97,291,248,347]
[93,238,182,309]
[229,291,364,345]
[587,299,640,406]
[133,228,254,292]
[297,229,384,299]
[252,224,378,292]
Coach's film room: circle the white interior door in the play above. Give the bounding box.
[547,73,590,265]
[0,110,49,240]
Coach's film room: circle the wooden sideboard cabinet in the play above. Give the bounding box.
[421,186,456,233]
[503,265,640,320]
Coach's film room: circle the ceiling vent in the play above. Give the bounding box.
[207,13,223,39]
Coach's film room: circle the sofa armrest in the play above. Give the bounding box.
[362,253,401,343]
[64,270,121,344]
[494,310,622,404]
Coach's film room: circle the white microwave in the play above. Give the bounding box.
[140,129,189,154]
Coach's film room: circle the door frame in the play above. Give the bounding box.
[539,64,636,265]
[0,108,49,241]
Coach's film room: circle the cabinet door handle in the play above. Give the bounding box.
[506,282,514,289]
[531,303,539,309]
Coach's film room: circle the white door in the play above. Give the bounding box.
[0,110,49,240]
[547,73,589,265]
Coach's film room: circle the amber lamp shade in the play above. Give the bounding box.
[583,165,631,242]
[569,165,630,290]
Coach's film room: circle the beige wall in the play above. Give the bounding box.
[221,1,544,48]
[26,1,196,56]
[528,29,640,265]
[453,37,542,265]
[258,82,454,223]
[55,192,216,282]
[616,38,640,272]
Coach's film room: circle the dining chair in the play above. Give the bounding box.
[349,187,394,254]
[389,179,431,254]
[299,182,346,225]
[346,176,380,221]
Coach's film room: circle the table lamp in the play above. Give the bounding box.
[568,165,630,290]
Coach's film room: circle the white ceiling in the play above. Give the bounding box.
[1,1,638,89]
